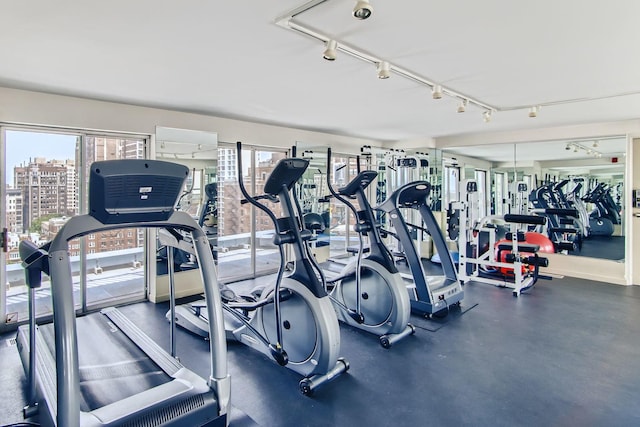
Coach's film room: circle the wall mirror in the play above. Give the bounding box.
[152,127,218,300]
[155,127,218,223]
[443,136,626,264]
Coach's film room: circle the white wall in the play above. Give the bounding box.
[0,87,380,151]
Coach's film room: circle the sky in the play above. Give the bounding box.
[4,130,77,186]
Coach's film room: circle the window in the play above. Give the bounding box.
[1,128,149,326]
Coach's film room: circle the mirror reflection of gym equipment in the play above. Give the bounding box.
[444,138,627,285]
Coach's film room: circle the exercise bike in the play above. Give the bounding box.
[305,148,414,348]
[172,141,348,395]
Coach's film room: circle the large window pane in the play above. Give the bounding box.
[216,146,248,282]
[216,145,287,283]
[2,130,147,327]
[3,130,78,322]
[83,136,146,308]
[254,150,287,276]
[328,154,361,258]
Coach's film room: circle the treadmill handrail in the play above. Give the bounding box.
[46,210,228,427]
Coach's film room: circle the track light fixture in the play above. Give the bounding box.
[432,85,443,100]
[276,6,497,122]
[593,140,599,148]
[528,106,539,118]
[483,110,492,122]
[353,0,373,20]
[457,99,468,113]
[323,39,338,61]
[567,141,604,158]
[376,61,390,79]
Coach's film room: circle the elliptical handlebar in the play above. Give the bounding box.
[236,142,282,235]
[326,147,367,323]
[326,148,360,215]
[235,140,289,366]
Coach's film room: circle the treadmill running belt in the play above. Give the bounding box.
[39,313,172,412]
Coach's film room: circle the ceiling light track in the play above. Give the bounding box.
[277,18,498,115]
[564,141,603,158]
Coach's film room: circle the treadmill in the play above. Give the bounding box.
[15,159,230,427]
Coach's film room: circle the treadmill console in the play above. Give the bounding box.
[89,159,189,224]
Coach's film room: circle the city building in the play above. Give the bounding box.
[13,158,76,231]
[5,188,22,233]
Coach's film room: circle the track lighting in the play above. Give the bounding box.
[593,140,599,148]
[353,0,373,20]
[457,99,468,113]
[376,61,390,79]
[432,85,443,100]
[323,40,338,61]
[567,141,603,158]
[528,106,539,118]
[483,110,492,122]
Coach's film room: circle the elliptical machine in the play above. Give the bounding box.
[378,181,465,317]
[306,148,415,348]
[172,142,348,395]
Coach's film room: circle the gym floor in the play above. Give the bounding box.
[2,273,640,427]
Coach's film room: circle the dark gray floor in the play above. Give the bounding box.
[575,235,625,261]
[3,275,640,427]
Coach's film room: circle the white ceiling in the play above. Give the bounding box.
[1,1,639,143]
